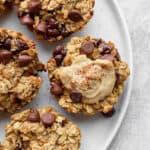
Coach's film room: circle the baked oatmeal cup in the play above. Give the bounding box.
[0,29,45,113]
[0,106,81,150]
[17,0,95,42]
[47,36,130,115]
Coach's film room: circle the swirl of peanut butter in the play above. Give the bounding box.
[57,55,116,104]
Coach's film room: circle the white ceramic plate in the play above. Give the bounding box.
[0,0,133,149]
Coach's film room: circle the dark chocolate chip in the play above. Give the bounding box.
[50,82,63,95]
[4,38,11,50]
[20,14,34,26]
[68,9,83,22]
[100,43,112,54]
[101,54,116,62]
[27,108,40,122]
[18,11,25,17]
[60,24,72,37]
[102,108,116,118]
[47,29,59,37]
[94,39,102,47]
[41,113,56,127]
[70,89,82,102]
[18,55,33,67]
[47,18,58,29]
[35,21,47,34]
[17,39,29,51]
[80,41,94,55]
[115,50,121,61]
[61,50,66,57]
[15,147,23,150]
[53,45,64,56]
[61,120,67,127]
[0,51,12,65]
[0,41,4,49]
[28,0,41,13]
[115,69,120,78]
[54,54,64,66]
[61,31,71,37]
[14,96,22,104]
[48,9,55,14]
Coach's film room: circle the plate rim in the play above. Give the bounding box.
[104,0,133,149]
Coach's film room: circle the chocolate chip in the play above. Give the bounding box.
[50,82,63,95]
[60,24,72,37]
[15,147,23,150]
[0,41,3,49]
[20,14,34,26]
[35,21,47,34]
[17,39,29,51]
[102,108,116,118]
[47,18,58,29]
[27,108,40,122]
[18,55,33,67]
[13,95,22,104]
[61,31,71,37]
[100,43,112,55]
[94,39,102,47]
[53,45,64,56]
[4,38,11,50]
[47,29,59,37]
[101,54,115,62]
[41,113,56,127]
[0,51,12,65]
[61,120,67,127]
[115,69,120,78]
[70,90,82,102]
[28,0,41,13]
[54,54,64,66]
[80,41,94,55]
[68,9,83,22]
[115,50,121,61]
[18,11,25,17]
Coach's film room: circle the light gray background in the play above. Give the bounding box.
[110,0,150,150]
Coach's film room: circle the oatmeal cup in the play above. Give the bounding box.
[47,36,130,115]
[0,106,81,150]
[17,0,95,42]
[0,29,45,113]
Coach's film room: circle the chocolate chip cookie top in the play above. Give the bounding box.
[0,29,45,112]
[1,107,81,150]
[47,36,130,115]
[0,0,13,15]
[17,0,95,42]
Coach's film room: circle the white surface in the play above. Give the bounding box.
[110,0,150,150]
[0,0,132,149]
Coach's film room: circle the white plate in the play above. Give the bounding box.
[0,0,133,149]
